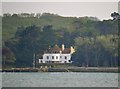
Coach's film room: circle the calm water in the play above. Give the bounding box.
[2,72,118,87]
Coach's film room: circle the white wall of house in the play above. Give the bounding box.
[39,53,71,63]
[59,54,71,63]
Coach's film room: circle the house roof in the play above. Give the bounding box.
[44,44,71,54]
[62,48,71,53]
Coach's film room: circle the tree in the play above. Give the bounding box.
[12,14,18,17]
[36,13,41,18]
[3,13,11,17]
[111,12,120,20]
[5,25,58,67]
[2,47,16,67]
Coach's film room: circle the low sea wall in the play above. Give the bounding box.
[1,67,119,73]
[48,67,119,72]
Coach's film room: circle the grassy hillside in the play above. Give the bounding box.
[3,13,118,41]
[3,13,77,41]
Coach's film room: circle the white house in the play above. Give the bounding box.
[39,44,75,64]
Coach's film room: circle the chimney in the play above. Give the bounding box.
[62,44,65,51]
[70,46,75,54]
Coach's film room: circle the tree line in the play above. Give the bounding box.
[3,13,59,18]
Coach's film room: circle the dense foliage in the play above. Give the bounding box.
[2,12,119,67]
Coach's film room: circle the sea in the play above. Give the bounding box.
[1,72,118,87]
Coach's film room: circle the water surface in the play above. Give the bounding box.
[2,72,118,87]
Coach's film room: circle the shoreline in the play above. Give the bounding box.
[1,67,119,73]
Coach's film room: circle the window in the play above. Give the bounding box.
[56,56,58,59]
[65,56,67,59]
[60,56,62,58]
[52,56,54,59]
[40,60,43,63]
[49,61,52,63]
[64,61,67,63]
[46,56,49,59]
[45,61,50,63]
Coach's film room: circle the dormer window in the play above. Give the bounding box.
[60,51,62,53]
